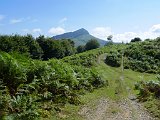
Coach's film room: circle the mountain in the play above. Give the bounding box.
[52,28,107,46]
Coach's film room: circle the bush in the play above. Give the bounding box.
[0,50,106,119]
[135,78,160,101]
[135,76,160,118]
[105,52,121,67]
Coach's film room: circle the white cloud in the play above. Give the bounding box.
[0,15,5,21]
[150,24,160,33]
[91,25,160,43]
[22,28,42,37]
[48,27,65,35]
[91,27,113,40]
[32,28,41,33]
[113,32,138,43]
[10,18,23,24]
[113,31,160,43]
[59,17,67,23]
[10,17,38,24]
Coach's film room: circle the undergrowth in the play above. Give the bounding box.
[0,51,106,119]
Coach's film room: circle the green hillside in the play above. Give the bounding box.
[0,38,160,119]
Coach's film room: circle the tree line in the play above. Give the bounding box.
[0,34,100,60]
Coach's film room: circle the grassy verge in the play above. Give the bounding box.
[144,98,160,118]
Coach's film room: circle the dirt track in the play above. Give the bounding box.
[79,97,155,120]
[79,54,156,120]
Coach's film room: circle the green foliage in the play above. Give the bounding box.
[144,99,160,118]
[89,68,106,88]
[0,52,27,95]
[0,34,76,60]
[0,49,106,119]
[135,80,160,101]
[107,35,113,41]
[105,51,121,67]
[135,76,160,118]
[124,39,160,73]
[24,35,43,59]
[131,37,142,42]
[104,38,160,74]
[77,45,85,53]
[85,39,100,50]
[0,34,43,59]
[63,49,103,67]
[36,36,76,60]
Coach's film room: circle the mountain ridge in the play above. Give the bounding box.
[52,28,107,46]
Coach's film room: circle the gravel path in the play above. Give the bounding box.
[79,98,109,120]
[79,97,155,120]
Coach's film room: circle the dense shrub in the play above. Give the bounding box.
[135,75,160,118]
[135,75,160,100]
[0,34,76,60]
[105,51,121,67]
[0,50,106,119]
[63,49,103,67]
[104,38,160,74]
[0,34,43,59]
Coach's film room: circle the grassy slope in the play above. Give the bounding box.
[47,54,156,120]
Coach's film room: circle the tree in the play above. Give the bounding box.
[105,35,113,46]
[85,39,100,51]
[0,34,43,59]
[36,37,76,60]
[24,34,43,59]
[107,35,113,41]
[77,45,85,53]
[61,39,76,56]
[131,37,142,42]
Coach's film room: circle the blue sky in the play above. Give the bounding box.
[0,0,160,42]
